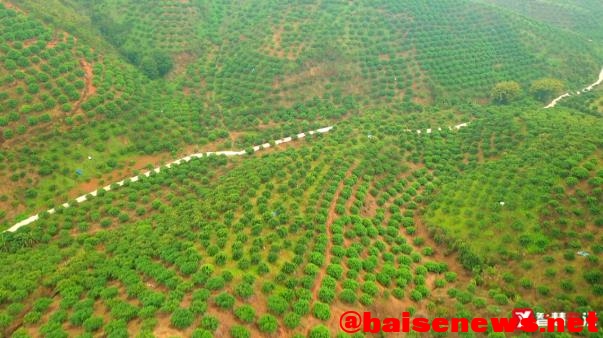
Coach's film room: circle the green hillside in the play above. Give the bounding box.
[484,0,603,42]
[0,0,602,337]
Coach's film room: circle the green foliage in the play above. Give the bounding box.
[234,305,256,323]
[584,270,602,285]
[257,314,278,333]
[201,315,219,332]
[313,302,331,321]
[267,295,288,315]
[283,312,301,329]
[214,292,235,310]
[170,308,194,329]
[530,78,564,102]
[309,325,331,338]
[83,317,103,332]
[491,81,522,104]
[0,3,602,335]
[230,325,251,338]
[109,300,138,322]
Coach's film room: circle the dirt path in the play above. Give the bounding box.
[545,67,603,108]
[412,213,472,279]
[71,59,96,114]
[406,122,470,135]
[5,126,334,233]
[4,120,474,233]
[81,60,96,96]
[311,164,356,302]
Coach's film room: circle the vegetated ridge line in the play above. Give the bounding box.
[545,67,603,108]
[5,126,335,233]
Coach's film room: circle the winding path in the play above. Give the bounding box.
[545,67,603,108]
[5,121,472,233]
[5,126,334,233]
[405,122,470,134]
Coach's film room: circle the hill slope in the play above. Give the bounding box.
[0,1,602,337]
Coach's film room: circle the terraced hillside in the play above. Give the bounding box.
[11,0,603,103]
[110,0,603,106]
[3,0,601,226]
[0,0,602,337]
[0,3,334,224]
[485,0,603,43]
[0,3,154,222]
[2,108,602,337]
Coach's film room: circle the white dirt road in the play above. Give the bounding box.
[545,67,603,108]
[5,126,334,233]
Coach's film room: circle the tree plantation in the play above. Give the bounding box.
[0,0,602,337]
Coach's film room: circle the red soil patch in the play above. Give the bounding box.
[2,1,25,13]
[361,191,378,218]
[80,59,97,96]
[22,37,37,48]
[4,287,54,337]
[127,318,143,337]
[264,24,303,60]
[62,322,84,337]
[46,39,59,48]
[66,59,96,115]
[24,295,60,336]
[179,293,193,308]
[170,52,195,77]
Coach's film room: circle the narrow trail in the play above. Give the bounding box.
[545,67,603,108]
[71,60,96,114]
[405,122,470,134]
[4,121,473,233]
[5,126,334,233]
[311,164,356,303]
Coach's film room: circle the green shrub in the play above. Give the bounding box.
[230,325,250,338]
[410,290,423,302]
[257,314,278,333]
[170,308,194,329]
[267,295,288,315]
[318,288,336,304]
[83,317,103,332]
[339,289,357,304]
[313,302,331,320]
[201,315,219,332]
[293,299,310,316]
[234,305,255,323]
[214,292,235,310]
[309,325,331,338]
[284,312,301,329]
